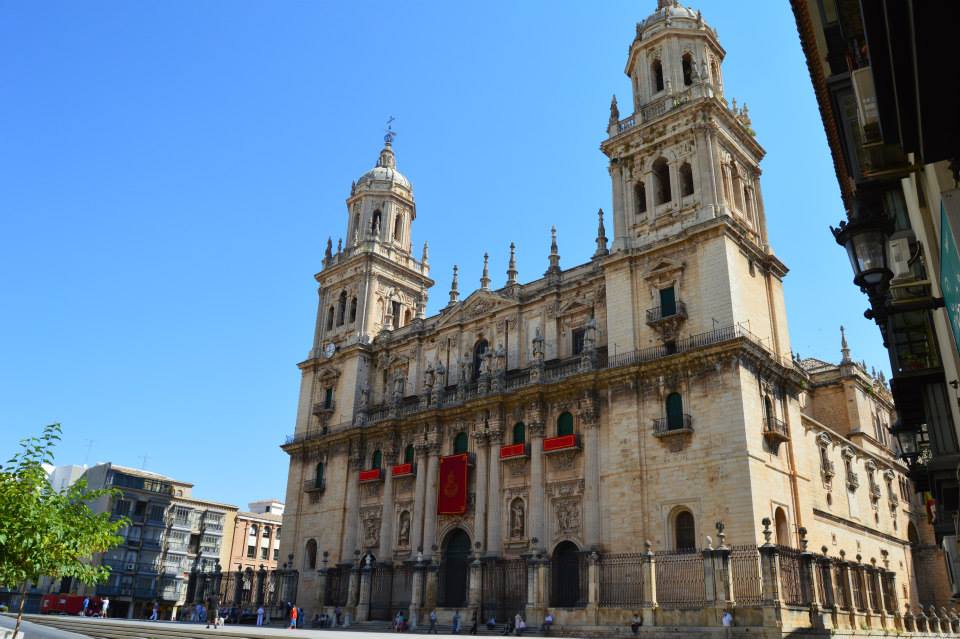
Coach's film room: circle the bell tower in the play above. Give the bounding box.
[603,0,768,254]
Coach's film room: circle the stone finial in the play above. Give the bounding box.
[644,539,653,554]
[715,521,726,548]
[881,548,890,568]
[324,237,333,261]
[840,325,851,363]
[422,240,430,267]
[798,526,809,552]
[506,242,518,286]
[609,94,620,127]
[416,283,427,320]
[448,265,460,306]
[705,535,714,550]
[731,97,738,113]
[480,252,491,290]
[761,517,772,544]
[594,208,609,258]
[337,238,343,254]
[545,226,561,278]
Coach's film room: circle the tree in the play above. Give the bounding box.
[0,424,127,637]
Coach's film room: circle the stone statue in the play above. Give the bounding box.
[532,327,545,361]
[359,380,370,409]
[510,499,525,538]
[423,365,435,391]
[392,371,404,403]
[364,519,380,547]
[434,359,446,382]
[460,354,471,384]
[479,350,491,376]
[583,317,597,352]
[398,512,411,546]
[494,343,506,370]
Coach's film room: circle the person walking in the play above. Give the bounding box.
[100,597,110,618]
[256,605,265,627]
[469,609,478,635]
[297,606,304,629]
[81,597,90,617]
[335,605,343,627]
[428,609,437,634]
[289,604,298,629]
[149,603,159,621]
[452,610,461,634]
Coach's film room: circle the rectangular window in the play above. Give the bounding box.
[572,328,586,355]
[261,547,269,560]
[134,501,147,517]
[148,505,165,522]
[659,286,677,317]
[114,499,131,516]
[273,548,279,561]
[274,528,280,539]
[391,301,401,329]
[324,388,334,409]
[247,545,256,559]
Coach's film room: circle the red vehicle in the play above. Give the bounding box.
[41,594,101,615]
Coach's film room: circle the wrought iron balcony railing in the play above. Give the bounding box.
[646,301,688,324]
[653,414,693,435]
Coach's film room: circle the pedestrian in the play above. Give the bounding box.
[256,605,265,627]
[452,609,461,634]
[486,615,497,631]
[81,596,90,616]
[289,604,298,629]
[428,609,437,634]
[515,615,526,636]
[469,609,478,635]
[149,603,159,621]
[722,609,733,638]
[335,605,343,627]
[101,597,110,618]
[631,612,642,634]
[298,606,304,629]
[501,618,513,636]
[541,611,553,634]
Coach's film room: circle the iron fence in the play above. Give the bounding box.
[866,569,881,612]
[850,565,867,611]
[883,571,898,613]
[599,553,645,608]
[816,560,835,608]
[368,564,394,621]
[654,550,706,609]
[481,559,527,623]
[323,566,350,607]
[730,545,763,605]
[834,564,851,610]
[550,551,589,608]
[776,546,809,606]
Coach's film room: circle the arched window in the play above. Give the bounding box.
[682,53,694,86]
[651,59,664,93]
[473,339,489,379]
[404,444,415,465]
[336,291,347,326]
[403,309,412,326]
[353,213,360,238]
[349,297,357,323]
[249,524,258,537]
[653,158,671,205]
[453,432,469,454]
[743,186,754,222]
[326,306,335,331]
[731,162,744,210]
[907,522,919,545]
[710,59,721,91]
[305,539,317,570]
[674,511,696,551]
[557,412,574,436]
[634,182,647,214]
[393,214,403,241]
[371,209,382,234]
[774,508,790,546]
[679,162,694,197]
[666,393,684,430]
[314,462,325,487]
[513,422,526,445]
[371,449,382,470]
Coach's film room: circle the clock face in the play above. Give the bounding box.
[323,343,336,359]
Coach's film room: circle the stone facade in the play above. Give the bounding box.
[278,0,940,630]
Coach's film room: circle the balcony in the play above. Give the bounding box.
[653,414,694,437]
[391,463,415,478]
[303,478,325,493]
[312,400,336,417]
[543,434,580,454]
[358,468,383,483]
[499,443,529,461]
[141,539,161,550]
[645,301,688,324]
[763,416,790,445]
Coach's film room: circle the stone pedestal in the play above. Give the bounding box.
[355,563,372,622]
[640,547,657,627]
[409,561,425,630]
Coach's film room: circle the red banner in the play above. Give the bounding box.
[437,453,469,515]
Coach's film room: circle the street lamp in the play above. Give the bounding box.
[831,196,894,304]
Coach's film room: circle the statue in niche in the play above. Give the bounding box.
[364,518,380,546]
[532,327,545,361]
[423,365,435,392]
[359,381,370,409]
[510,498,525,538]
[459,354,471,384]
[494,343,506,370]
[479,351,491,376]
[398,511,411,546]
[583,318,597,352]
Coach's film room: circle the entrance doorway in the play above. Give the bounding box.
[439,529,471,607]
[550,541,583,607]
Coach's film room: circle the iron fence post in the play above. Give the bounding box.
[640,541,657,626]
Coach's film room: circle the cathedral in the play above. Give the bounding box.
[278,1,943,633]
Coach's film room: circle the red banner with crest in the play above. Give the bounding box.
[437,453,469,515]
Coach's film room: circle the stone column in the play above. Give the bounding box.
[355,557,372,622]
[347,558,361,621]
[486,426,503,557]
[702,547,717,604]
[409,557,425,630]
[378,449,397,561]
[587,551,600,624]
[410,442,429,555]
[316,565,328,610]
[640,541,657,626]
[473,429,489,553]
[341,449,362,561]
[422,444,441,559]
[468,555,483,612]
[424,559,439,612]
[527,406,546,551]
[580,395,601,549]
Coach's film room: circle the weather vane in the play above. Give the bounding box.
[384,115,397,145]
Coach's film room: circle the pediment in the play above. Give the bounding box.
[644,258,685,287]
[555,298,593,318]
[438,290,516,327]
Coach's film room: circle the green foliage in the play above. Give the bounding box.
[0,423,128,589]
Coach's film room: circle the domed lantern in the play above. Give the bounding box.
[831,194,894,302]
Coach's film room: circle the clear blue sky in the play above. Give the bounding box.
[0,1,887,507]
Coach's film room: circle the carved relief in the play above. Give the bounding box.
[549,451,579,472]
[360,506,381,547]
[397,511,411,547]
[554,498,581,535]
[509,498,526,539]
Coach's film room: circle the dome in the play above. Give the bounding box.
[356,141,411,190]
[637,1,709,37]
